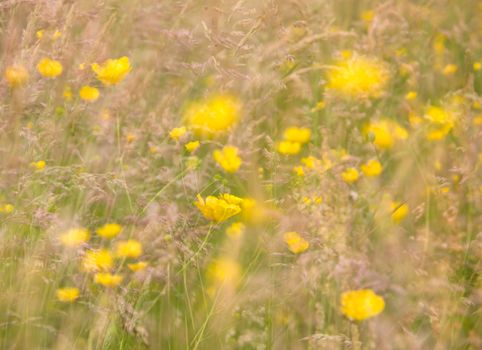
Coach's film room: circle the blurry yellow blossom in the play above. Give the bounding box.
[96,223,122,239]
[79,85,100,102]
[116,239,142,258]
[56,287,79,302]
[277,141,301,155]
[184,94,240,138]
[169,126,187,141]
[241,197,270,225]
[52,30,61,40]
[82,249,113,272]
[442,64,458,76]
[473,115,482,126]
[4,65,29,87]
[60,227,90,247]
[301,156,320,169]
[424,105,456,141]
[283,231,309,254]
[405,91,417,101]
[340,289,385,321]
[0,204,14,213]
[363,119,408,150]
[31,160,46,171]
[391,202,409,223]
[283,127,311,144]
[63,86,73,101]
[311,100,326,112]
[36,30,44,39]
[327,55,389,98]
[195,194,242,222]
[37,58,63,78]
[474,62,481,71]
[128,261,148,272]
[94,273,123,287]
[361,10,375,24]
[342,167,359,184]
[91,56,131,85]
[226,222,245,239]
[213,145,242,173]
[206,257,241,288]
[185,140,200,153]
[293,165,304,177]
[361,159,383,177]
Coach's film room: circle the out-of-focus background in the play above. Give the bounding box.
[1,0,481,349]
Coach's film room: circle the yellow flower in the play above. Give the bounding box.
[311,100,326,112]
[283,127,311,144]
[424,105,455,141]
[283,231,309,254]
[361,159,383,177]
[79,85,100,102]
[4,65,29,87]
[96,223,122,239]
[82,249,113,272]
[226,222,245,239]
[184,94,240,137]
[327,55,389,98]
[442,64,458,76]
[301,156,320,169]
[185,140,200,153]
[59,227,90,247]
[474,62,482,71]
[391,202,409,223]
[405,91,417,101]
[206,258,241,287]
[169,126,187,141]
[361,10,375,24]
[94,273,123,287]
[52,30,61,40]
[213,145,242,173]
[36,30,44,39]
[293,165,305,177]
[116,239,142,258]
[91,56,131,86]
[37,57,63,78]
[363,119,408,150]
[341,167,359,183]
[340,289,385,321]
[0,204,14,213]
[31,160,46,171]
[56,287,80,302]
[195,194,242,222]
[277,141,301,155]
[63,86,73,101]
[128,261,148,272]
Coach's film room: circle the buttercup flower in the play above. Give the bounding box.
[206,257,241,287]
[185,140,200,153]
[342,167,360,183]
[0,204,14,213]
[4,65,29,87]
[213,145,242,173]
[31,160,46,171]
[59,227,90,247]
[79,86,100,102]
[56,287,80,302]
[283,127,311,144]
[327,55,389,98]
[340,289,385,321]
[423,105,456,141]
[116,239,142,258]
[277,141,301,155]
[226,222,245,239]
[128,261,148,272]
[82,249,113,272]
[195,194,242,222]
[363,119,408,150]
[283,231,309,254]
[94,273,123,287]
[96,223,122,239]
[91,56,131,85]
[391,201,409,223]
[37,58,63,78]
[361,159,383,177]
[169,126,187,141]
[184,94,240,137]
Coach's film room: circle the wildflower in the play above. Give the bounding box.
[340,289,385,321]
[31,160,46,171]
[195,194,242,222]
[474,62,481,71]
[301,156,320,169]
[311,100,326,112]
[184,94,241,137]
[52,30,61,40]
[60,227,90,247]
[91,56,131,85]
[126,133,136,143]
[293,165,304,177]
[213,145,242,173]
[37,58,63,78]
[63,86,73,101]
[442,64,458,76]
[96,223,122,239]
[115,239,142,258]
[277,141,301,155]
[433,34,445,55]
[79,85,100,102]
[241,197,270,224]
[36,30,44,39]
[361,159,383,177]
[424,105,456,141]
[0,204,14,213]
[283,231,309,254]
[283,127,311,144]
[226,222,245,239]
[391,201,409,223]
[206,258,241,287]
[128,261,148,272]
[56,287,80,302]
[361,10,375,24]
[4,65,29,87]
[169,126,187,141]
[82,249,113,272]
[185,140,200,153]
[342,167,359,183]
[94,273,123,287]
[405,91,417,101]
[363,119,408,150]
[327,55,389,98]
